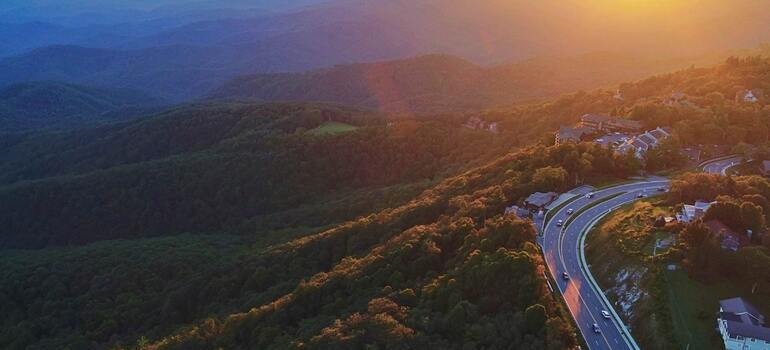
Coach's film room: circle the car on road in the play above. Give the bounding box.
[586,192,595,198]
[593,323,601,333]
[601,310,611,319]
[556,220,563,227]
[657,187,668,192]
[636,192,646,198]
[566,208,574,215]
[562,272,569,280]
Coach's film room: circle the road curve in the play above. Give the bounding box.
[541,180,668,350]
[538,155,741,349]
[700,155,743,176]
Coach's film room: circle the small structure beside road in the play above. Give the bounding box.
[524,192,559,212]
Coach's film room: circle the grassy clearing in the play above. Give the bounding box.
[664,270,770,350]
[307,121,358,135]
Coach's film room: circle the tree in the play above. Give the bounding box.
[532,166,568,192]
[525,304,547,333]
[741,202,765,234]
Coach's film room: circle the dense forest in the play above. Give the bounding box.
[2,55,770,349]
[0,81,164,133]
[0,124,643,349]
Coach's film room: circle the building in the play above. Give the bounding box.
[594,133,631,148]
[676,200,715,223]
[737,90,760,104]
[580,114,643,133]
[555,126,593,145]
[615,127,671,158]
[524,192,559,211]
[705,219,748,252]
[717,297,770,349]
[464,117,498,133]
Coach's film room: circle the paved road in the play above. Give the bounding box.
[701,155,743,175]
[537,156,739,349]
[540,180,668,350]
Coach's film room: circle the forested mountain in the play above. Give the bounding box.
[210,52,724,114]
[3,0,770,102]
[2,56,770,349]
[0,81,164,132]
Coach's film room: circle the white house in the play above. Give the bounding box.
[676,200,715,223]
[718,297,770,350]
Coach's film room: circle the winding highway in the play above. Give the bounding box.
[539,156,735,349]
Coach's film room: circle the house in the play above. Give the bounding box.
[717,297,770,349]
[524,192,559,211]
[594,133,631,149]
[676,200,715,223]
[705,220,749,252]
[615,127,671,158]
[580,114,643,133]
[761,161,770,177]
[555,126,593,145]
[737,89,760,103]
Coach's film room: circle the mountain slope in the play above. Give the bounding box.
[209,53,727,113]
[0,81,164,132]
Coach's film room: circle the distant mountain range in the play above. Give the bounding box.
[209,52,731,113]
[0,81,164,133]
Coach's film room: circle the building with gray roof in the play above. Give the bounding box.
[718,297,770,349]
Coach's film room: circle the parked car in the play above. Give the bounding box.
[601,310,611,319]
[593,323,601,333]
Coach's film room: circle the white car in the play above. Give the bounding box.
[637,192,646,198]
[601,310,611,319]
[567,208,574,215]
[556,220,564,227]
[562,272,570,280]
[586,192,595,198]
[593,323,601,333]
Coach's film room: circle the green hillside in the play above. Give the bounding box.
[2,56,770,350]
[0,81,164,133]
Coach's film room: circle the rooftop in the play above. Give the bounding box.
[720,297,770,341]
[524,192,558,208]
